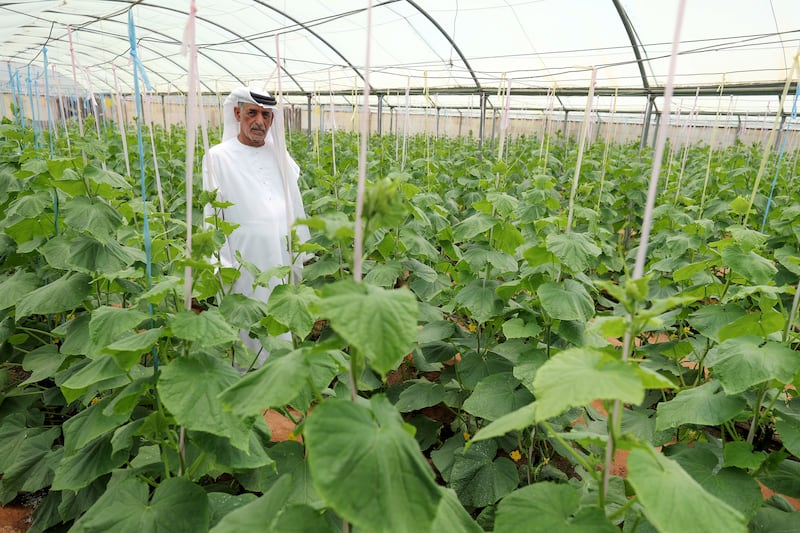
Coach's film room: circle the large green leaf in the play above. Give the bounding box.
[84,164,131,190]
[318,280,418,377]
[62,196,123,243]
[14,272,92,319]
[267,283,319,339]
[452,212,498,241]
[59,356,128,403]
[219,347,310,418]
[20,344,63,385]
[304,395,443,533]
[664,443,763,520]
[70,476,209,533]
[210,475,332,533]
[774,402,800,458]
[190,430,273,471]
[718,308,784,341]
[394,379,445,412]
[705,337,800,394]
[0,423,60,504]
[454,279,504,323]
[546,232,602,272]
[157,351,252,451]
[105,328,163,370]
[655,380,747,430]
[462,373,534,421]
[62,396,130,456]
[219,293,268,329]
[472,402,539,443]
[51,433,128,491]
[495,482,618,532]
[688,304,747,342]
[758,457,800,498]
[0,270,38,311]
[627,446,747,533]
[533,347,644,422]
[449,439,519,507]
[721,245,777,285]
[68,236,139,275]
[537,279,594,321]
[169,309,239,347]
[89,305,150,348]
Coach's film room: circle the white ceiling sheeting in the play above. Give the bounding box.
[0,0,798,115]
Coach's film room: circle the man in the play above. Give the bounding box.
[202,86,309,367]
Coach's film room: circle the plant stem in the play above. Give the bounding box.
[747,384,768,445]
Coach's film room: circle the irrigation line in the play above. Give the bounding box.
[603,0,686,502]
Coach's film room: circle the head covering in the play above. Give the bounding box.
[222,86,277,142]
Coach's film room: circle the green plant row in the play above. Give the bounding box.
[0,115,799,532]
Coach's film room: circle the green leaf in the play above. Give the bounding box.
[318,281,418,377]
[20,344,63,385]
[89,306,150,348]
[495,482,618,532]
[774,403,800,458]
[665,443,763,520]
[169,309,239,347]
[62,397,129,456]
[449,439,519,507]
[688,304,747,342]
[655,381,747,430]
[219,293,268,329]
[462,373,533,421]
[472,402,539,443]
[304,396,443,533]
[394,379,445,412]
[718,308,784,341]
[416,320,455,343]
[721,245,777,285]
[533,347,644,422]
[723,441,767,470]
[502,317,542,339]
[758,458,800,498]
[268,283,319,339]
[62,196,124,243]
[157,352,252,451]
[70,476,209,533]
[454,279,504,323]
[51,433,128,491]
[219,348,310,419]
[210,476,332,533]
[537,279,594,321]
[208,493,258,529]
[15,272,92,319]
[190,430,274,471]
[106,328,163,370]
[59,356,128,403]
[84,164,131,190]
[627,446,748,533]
[0,271,38,311]
[68,236,139,275]
[546,232,601,272]
[452,212,498,241]
[706,337,800,394]
[364,260,404,286]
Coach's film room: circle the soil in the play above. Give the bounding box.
[0,504,31,533]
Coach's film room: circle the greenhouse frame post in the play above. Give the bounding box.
[306,93,312,150]
[478,92,487,159]
[775,113,787,152]
[640,94,655,151]
[377,93,384,136]
[651,111,661,149]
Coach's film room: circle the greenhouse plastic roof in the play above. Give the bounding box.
[1,0,799,115]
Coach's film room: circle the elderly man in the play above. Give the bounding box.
[202,86,308,368]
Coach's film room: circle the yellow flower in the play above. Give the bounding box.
[463,431,471,441]
[468,324,477,333]
[287,432,298,441]
[510,450,522,462]
[683,326,691,334]
[90,396,101,406]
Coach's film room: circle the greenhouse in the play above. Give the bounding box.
[0,1,799,531]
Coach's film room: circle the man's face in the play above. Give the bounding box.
[235,103,274,146]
